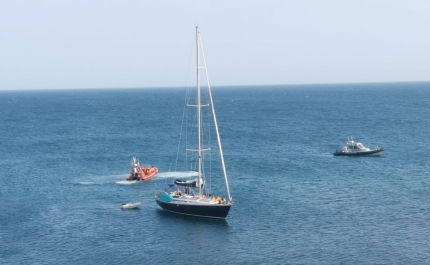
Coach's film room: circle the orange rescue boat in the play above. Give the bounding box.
[126,157,158,181]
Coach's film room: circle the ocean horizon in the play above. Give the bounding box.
[1,80,429,92]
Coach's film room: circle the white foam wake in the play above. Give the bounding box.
[156,171,199,179]
[115,180,139,185]
[77,174,129,185]
[78,181,96,186]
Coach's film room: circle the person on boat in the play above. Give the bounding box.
[128,172,138,181]
[221,198,226,204]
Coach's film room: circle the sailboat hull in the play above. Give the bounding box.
[156,199,231,219]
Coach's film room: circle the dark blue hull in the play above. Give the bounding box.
[155,199,232,219]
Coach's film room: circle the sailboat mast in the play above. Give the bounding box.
[196,26,202,198]
[198,35,232,202]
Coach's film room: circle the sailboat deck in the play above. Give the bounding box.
[173,196,225,205]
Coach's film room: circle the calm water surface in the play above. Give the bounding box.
[1,82,430,264]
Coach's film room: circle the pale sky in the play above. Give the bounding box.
[1,0,429,90]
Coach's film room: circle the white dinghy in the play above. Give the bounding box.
[121,202,141,209]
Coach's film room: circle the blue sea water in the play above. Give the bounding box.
[1,82,430,264]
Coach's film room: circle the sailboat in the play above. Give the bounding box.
[155,26,233,219]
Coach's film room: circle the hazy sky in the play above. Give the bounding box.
[1,0,429,90]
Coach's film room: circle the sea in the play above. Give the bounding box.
[1,82,430,264]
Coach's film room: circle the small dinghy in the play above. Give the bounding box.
[121,202,141,209]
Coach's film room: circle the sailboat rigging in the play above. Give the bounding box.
[155,26,233,219]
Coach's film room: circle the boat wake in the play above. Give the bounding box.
[77,174,129,185]
[115,180,138,185]
[78,181,97,186]
[115,171,197,184]
[156,171,198,179]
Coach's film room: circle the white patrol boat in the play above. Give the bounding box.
[334,137,383,156]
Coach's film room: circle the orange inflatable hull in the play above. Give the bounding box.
[127,167,158,181]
